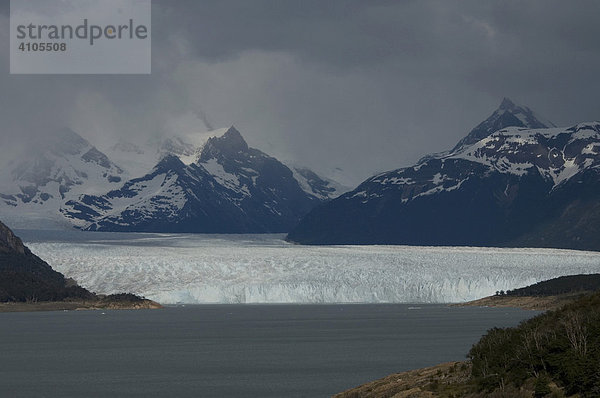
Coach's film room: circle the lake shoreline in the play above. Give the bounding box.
[1,295,565,313]
[333,361,471,398]
[0,299,162,312]
[456,292,589,311]
[336,286,598,397]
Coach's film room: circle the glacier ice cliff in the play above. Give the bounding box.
[25,233,600,304]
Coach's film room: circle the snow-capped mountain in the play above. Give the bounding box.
[287,99,600,251]
[0,128,125,228]
[0,126,342,231]
[418,97,554,164]
[451,97,554,152]
[60,127,342,232]
[105,128,229,177]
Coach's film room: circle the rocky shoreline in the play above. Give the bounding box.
[454,292,587,311]
[333,361,471,398]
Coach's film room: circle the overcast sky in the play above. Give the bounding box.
[1,0,599,186]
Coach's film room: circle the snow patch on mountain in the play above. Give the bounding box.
[200,158,250,196]
[290,166,349,200]
[0,128,125,229]
[450,123,600,187]
[366,122,600,204]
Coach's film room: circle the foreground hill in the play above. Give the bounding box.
[0,220,159,310]
[288,99,600,250]
[468,291,600,397]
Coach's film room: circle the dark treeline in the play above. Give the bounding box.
[501,274,600,297]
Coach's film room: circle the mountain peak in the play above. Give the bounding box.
[221,126,248,149]
[199,126,249,162]
[451,98,554,153]
[499,97,517,110]
[154,154,186,172]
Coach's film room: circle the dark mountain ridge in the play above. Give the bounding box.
[0,220,92,302]
[287,99,600,250]
[0,220,160,310]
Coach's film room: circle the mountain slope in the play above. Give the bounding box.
[290,166,348,200]
[0,220,161,309]
[0,128,125,228]
[0,220,93,302]
[62,127,334,232]
[287,100,600,250]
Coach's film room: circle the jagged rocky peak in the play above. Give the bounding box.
[200,126,249,161]
[153,153,186,172]
[220,126,247,147]
[498,97,517,110]
[497,97,552,128]
[452,97,554,152]
[0,220,25,254]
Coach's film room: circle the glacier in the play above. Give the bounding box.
[23,232,600,304]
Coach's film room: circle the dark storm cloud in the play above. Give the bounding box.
[154,0,420,67]
[1,0,599,186]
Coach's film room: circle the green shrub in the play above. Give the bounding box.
[534,374,552,397]
[468,292,600,396]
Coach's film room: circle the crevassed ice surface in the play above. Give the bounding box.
[25,232,600,304]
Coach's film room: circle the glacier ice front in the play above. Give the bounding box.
[25,233,600,304]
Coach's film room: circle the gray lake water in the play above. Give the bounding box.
[0,304,537,397]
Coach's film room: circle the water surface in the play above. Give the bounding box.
[0,304,537,397]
